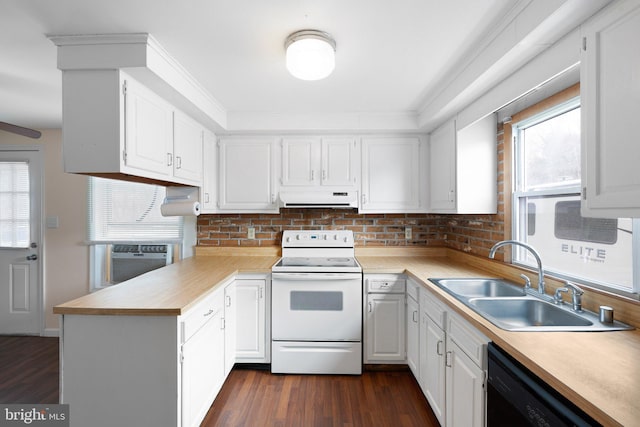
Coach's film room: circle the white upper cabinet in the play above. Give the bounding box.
[581,0,640,218]
[62,70,204,186]
[281,137,358,188]
[429,119,456,211]
[282,137,319,186]
[218,137,280,212]
[360,136,428,213]
[201,130,218,213]
[429,115,497,214]
[321,137,359,187]
[123,78,174,177]
[173,110,204,184]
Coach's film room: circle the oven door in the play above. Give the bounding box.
[271,272,362,341]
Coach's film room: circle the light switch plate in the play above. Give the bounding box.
[248,227,255,239]
[405,227,412,239]
[46,216,59,229]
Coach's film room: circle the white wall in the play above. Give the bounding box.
[1,129,89,333]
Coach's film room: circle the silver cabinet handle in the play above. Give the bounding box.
[445,350,452,367]
[412,310,418,323]
[368,302,373,313]
[203,309,214,317]
[436,340,443,356]
[167,153,173,166]
[176,156,182,169]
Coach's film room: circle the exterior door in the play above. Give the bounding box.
[0,147,42,334]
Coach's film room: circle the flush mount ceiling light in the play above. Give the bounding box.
[285,30,336,81]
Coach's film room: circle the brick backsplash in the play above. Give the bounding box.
[197,210,451,247]
[196,124,506,253]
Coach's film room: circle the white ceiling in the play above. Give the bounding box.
[0,0,607,133]
[0,0,521,130]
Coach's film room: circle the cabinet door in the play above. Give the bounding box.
[445,339,485,427]
[429,119,456,212]
[181,310,225,427]
[365,293,406,362]
[173,110,203,184]
[124,78,173,176]
[282,137,320,186]
[321,137,358,187]
[420,313,446,426]
[235,279,267,361]
[406,294,420,378]
[223,282,236,377]
[219,138,279,212]
[201,130,218,212]
[581,0,640,217]
[360,137,426,213]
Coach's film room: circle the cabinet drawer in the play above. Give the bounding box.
[182,290,224,343]
[421,288,447,329]
[406,278,420,301]
[366,275,406,293]
[447,311,489,368]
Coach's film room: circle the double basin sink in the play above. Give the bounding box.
[429,278,633,332]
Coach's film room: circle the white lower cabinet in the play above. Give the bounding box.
[364,275,406,363]
[445,338,485,427]
[223,281,237,376]
[406,279,420,377]
[181,289,225,427]
[419,288,447,426]
[418,283,488,427]
[235,276,270,363]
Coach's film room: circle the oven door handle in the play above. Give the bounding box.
[272,272,362,281]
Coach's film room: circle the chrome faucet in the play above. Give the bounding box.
[489,240,546,295]
[554,281,584,312]
[564,281,584,312]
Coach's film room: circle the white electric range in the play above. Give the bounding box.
[271,230,363,375]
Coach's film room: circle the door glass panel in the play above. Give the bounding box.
[0,161,30,248]
[290,291,343,311]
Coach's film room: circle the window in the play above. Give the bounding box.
[511,97,638,295]
[0,161,30,248]
[88,177,183,289]
[88,177,182,242]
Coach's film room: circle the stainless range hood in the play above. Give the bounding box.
[279,191,358,208]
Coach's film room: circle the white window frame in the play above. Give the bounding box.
[511,97,639,297]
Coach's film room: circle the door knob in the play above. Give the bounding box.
[26,254,38,261]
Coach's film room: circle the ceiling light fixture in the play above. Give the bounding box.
[285,30,336,81]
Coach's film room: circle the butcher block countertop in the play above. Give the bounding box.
[53,254,279,316]
[53,246,640,426]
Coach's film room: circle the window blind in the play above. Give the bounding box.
[0,161,30,248]
[88,177,183,242]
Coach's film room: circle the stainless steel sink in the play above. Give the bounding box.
[429,277,633,332]
[431,278,525,299]
[469,297,592,331]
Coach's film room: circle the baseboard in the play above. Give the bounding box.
[42,328,60,337]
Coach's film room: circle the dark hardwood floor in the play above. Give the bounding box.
[0,336,59,403]
[202,367,439,427]
[1,336,439,427]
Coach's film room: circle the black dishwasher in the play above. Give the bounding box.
[487,343,602,427]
